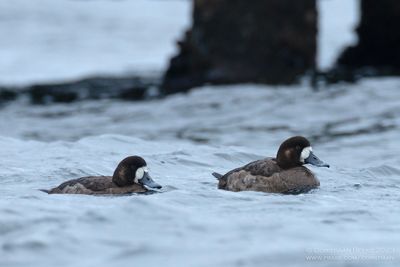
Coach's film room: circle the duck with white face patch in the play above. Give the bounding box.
[41,156,162,195]
[300,146,330,167]
[134,166,161,189]
[212,136,329,194]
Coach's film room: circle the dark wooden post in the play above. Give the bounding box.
[338,0,400,73]
[162,0,317,94]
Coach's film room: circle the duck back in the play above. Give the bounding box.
[46,176,146,194]
[218,158,319,194]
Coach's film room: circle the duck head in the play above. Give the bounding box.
[276,136,329,169]
[112,156,162,189]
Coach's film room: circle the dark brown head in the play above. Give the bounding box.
[112,156,162,189]
[276,136,329,169]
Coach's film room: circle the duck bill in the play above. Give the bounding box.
[139,173,162,189]
[305,151,330,168]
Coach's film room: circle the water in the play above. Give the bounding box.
[1,78,400,266]
[0,0,358,86]
[0,0,191,86]
[1,0,399,265]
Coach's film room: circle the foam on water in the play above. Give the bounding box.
[1,79,400,267]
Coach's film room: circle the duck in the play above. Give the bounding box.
[41,156,162,195]
[212,136,329,194]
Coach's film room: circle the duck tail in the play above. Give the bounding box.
[212,172,223,179]
[39,189,50,194]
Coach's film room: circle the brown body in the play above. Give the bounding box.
[218,157,320,194]
[42,156,161,195]
[46,176,147,194]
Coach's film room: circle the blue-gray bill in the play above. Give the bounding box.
[305,151,330,168]
[139,173,162,189]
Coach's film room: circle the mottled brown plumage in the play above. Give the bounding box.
[45,176,147,194]
[214,136,328,194]
[43,156,161,195]
[217,158,319,194]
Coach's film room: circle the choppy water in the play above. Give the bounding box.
[1,78,400,266]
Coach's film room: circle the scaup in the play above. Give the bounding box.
[212,136,329,194]
[42,156,161,195]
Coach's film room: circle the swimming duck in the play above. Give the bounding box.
[42,156,162,195]
[212,136,329,194]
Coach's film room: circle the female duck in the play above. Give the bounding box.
[42,156,162,195]
[212,136,329,194]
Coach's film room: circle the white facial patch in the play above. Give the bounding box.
[134,167,148,183]
[300,146,312,163]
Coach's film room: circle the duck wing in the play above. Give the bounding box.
[46,176,114,194]
[216,158,280,190]
[45,176,147,195]
[216,158,320,193]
